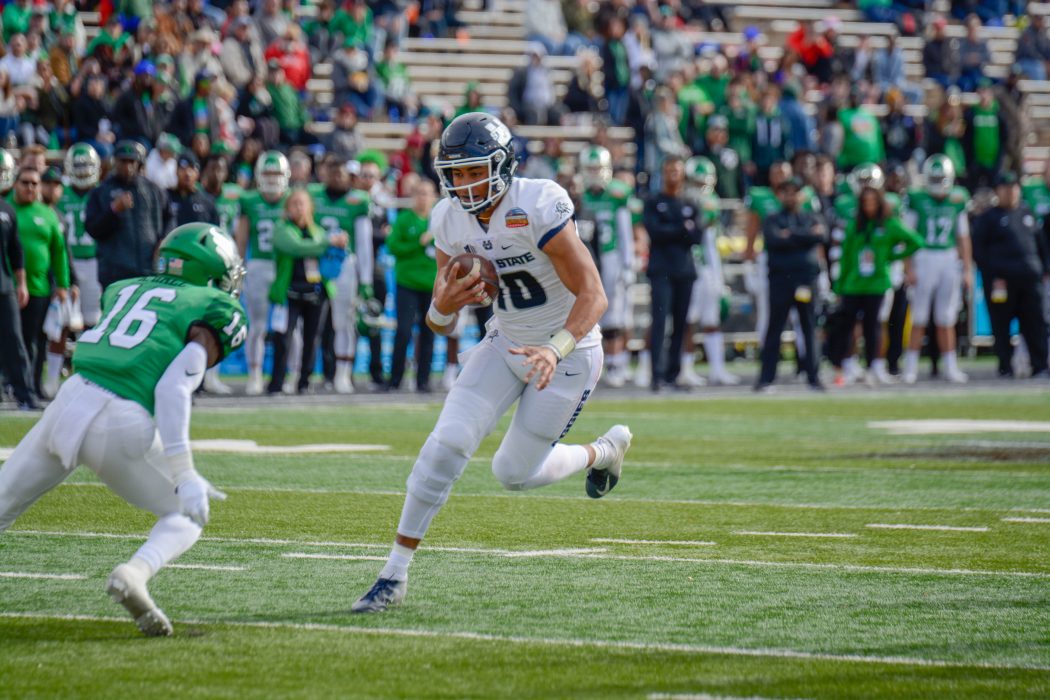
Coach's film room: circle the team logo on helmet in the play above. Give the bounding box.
[434,113,518,214]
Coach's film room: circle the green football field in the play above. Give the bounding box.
[2,388,1050,699]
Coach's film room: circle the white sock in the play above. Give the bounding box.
[904,349,919,376]
[46,352,63,382]
[131,513,202,578]
[336,359,352,374]
[872,358,887,373]
[844,356,859,374]
[942,350,958,373]
[517,444,590,490]
[680,351,695,375]
[704,332,725,375]
[614,351,628,371]
[637,350,650,368]
[379,542,416,581]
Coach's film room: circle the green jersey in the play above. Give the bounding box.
[239,190,287,261]
[16,200,68,297]
[73,276,247,414]
[1022,179,1050,221]
[837,107,885,169]
[833,192,902,227]
[215,183,243,236]
[745,185,819,218]
[56,187,93,259]
[306,184,370,255]
[904,187,969,250]
[582,186,631,255]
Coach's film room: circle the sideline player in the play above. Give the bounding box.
[902,155,972,383]
[578,145,634,387]
[351,113,633,613]
[0,223,246,636]
[236,151,290,395]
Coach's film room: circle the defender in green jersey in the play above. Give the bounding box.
[307,155,374,393]
[235,150,290,395]
[0,223,246,638]
[58,143,102,325]
[578,145,635,387]
[901,155,973,384]
[683,156,738,386]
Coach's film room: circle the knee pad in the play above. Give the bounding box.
[405,417,484,505]
[491,447,530,491]
[910,304,931,328]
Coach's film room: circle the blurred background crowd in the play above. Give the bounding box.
[3,0,1050,408]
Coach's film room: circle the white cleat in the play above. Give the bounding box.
[282,373,299,395]
[902,371,918,385]
[871,366,897,385]
[586,424,632,499]
[676,368,707,387]
[334,366,355,394]
[105,564,173,637]
[604,365,626,388]
[945,367,969,384]
[203,369,233,395]
[708,369,741,386]
[633,357,651,388]
[245,371,264,396]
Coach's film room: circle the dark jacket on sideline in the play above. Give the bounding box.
[0,199,21,294]
[643,192,703,279]
[762,209,825,278]
[85,174,171,287]
[973,205,1050,281]
[166,188,219,232]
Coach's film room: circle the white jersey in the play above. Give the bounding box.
[432,178,601,348]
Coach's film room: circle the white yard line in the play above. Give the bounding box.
[283,553,388,562]
[868,419,1050,435]
[48,482,1050,514]
[1002,517,1050,523]
[167,564,248,572]
[648,694,808,700]
[500,548,604,558]
[866,524,989,532]
[732,531,857,538]
[591,538,718,546]
[8,529,1048,579]
[0,571,85,580]
[0,611,1046,672]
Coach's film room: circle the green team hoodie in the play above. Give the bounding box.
[836,216,922,295]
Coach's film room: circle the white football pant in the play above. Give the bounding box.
[244,258,276,371]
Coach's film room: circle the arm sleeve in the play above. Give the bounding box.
[956,211,970,239]
[84,186,122,241]
[273,222,329,257]
[6,213,22,271]
[154,341,208,458]
[903,209,918,230]
[970,214,989,270]
[888,218,924,260]
[355,215,374,286]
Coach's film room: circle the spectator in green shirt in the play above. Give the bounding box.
[265,60,309,147]
[837,90,885,171]
[2,0,31,44]
[964,80,1006,191]
[332,0,374,55]
[386,176,438,392]
[829,186,922,385]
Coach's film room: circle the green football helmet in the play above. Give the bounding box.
[922,154,955,198]
[848,163,885,195]
[578,145,612,190]
[0,149,15,192]
[64,143,102,189]
[685,156,718,195]
[356,296,385,339]
[255,150,290,198]
[155,223,245,297]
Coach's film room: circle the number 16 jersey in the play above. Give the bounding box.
[432,177,601,348]
[73,276,248,414]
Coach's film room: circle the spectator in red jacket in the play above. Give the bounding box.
[265,24,311,92]
[787,20,833,79]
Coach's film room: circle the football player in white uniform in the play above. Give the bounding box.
[351,113,633,613]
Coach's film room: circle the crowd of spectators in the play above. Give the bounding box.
[3,0,1050,405]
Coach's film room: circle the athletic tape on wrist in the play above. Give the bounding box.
[166,451,197,486]
[427,302,456,326]
[544,329,576,362]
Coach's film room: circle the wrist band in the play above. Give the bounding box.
[543,329,576,361]
[427,302,456,326]
[165,450,196,484]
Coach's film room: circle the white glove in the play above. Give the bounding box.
[175,473,227,527]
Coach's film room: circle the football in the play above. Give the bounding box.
[447,252,500,306]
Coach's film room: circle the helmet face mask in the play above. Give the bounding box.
[434,113,517,214]
[578,146,612,191]
[156,223,245,298]
[64,143,101,189]
[922,155,955,198]
[255,151,290,199]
